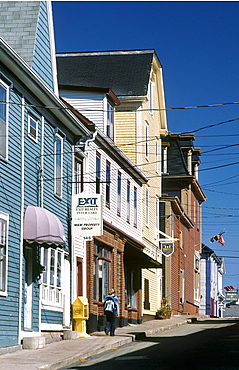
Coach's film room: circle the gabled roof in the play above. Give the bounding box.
[0,1,41,66]
[56,50,159,97]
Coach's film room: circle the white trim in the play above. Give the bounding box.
[46,1,59,95]
[40,116,44,207]
[27,114,38,143]
[54,133,63,198]
[0,79,9,161]
[40,323,64,331]
[20,331,41,340]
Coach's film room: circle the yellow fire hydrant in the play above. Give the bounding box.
[72,297,89,337]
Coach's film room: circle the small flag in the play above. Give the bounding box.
[224,285,235,291]
[210,233,225,247]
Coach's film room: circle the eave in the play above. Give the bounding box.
[96,129,148,185]
[161,195,194,229]
[0,38,91,138]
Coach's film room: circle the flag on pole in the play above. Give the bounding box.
[210,233,225,247]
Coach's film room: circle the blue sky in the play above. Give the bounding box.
[52,1,239,289]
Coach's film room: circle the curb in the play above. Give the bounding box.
[46,336,133,370]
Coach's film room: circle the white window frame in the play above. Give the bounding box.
[145,187,149,226]
[28,114,38,143]
[155,139,159,173]
[0,212,9,296]
[106,101,114,140]
[0,80,9,160]
[161,146,167,174]
[149,80,154,115]
[54,133,63,198]
[74,156,83,195]
[41,247,64,307]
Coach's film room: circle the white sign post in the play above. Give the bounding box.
[72,194,103,237]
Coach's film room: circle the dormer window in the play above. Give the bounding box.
[106,101,114,140]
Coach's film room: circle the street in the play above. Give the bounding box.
[61,319,239,370]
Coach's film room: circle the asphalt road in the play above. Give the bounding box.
[61,319,239,370]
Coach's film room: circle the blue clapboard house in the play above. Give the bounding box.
[0,1,92,349]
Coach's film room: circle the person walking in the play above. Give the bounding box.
[104,289,119,336]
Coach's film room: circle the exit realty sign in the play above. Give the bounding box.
[72,194,103,237]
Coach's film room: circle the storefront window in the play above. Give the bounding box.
[93,243,111,302]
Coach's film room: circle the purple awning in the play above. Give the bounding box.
[23,206,65,246]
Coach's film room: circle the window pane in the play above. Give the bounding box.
[57,252,61,288]
[0,85,6,122]
[43,248,48,284]
[50,249,55,286]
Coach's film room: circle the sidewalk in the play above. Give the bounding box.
[0,315,201,370]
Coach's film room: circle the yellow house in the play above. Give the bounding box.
[112,50,168,317]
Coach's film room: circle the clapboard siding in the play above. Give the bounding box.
[41,309,63,324]
[60,90,105,131]
[32,1,54,91]
[0,85,22,347]
[87,140,143,242]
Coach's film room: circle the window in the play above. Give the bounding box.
[194,253,200,302]
[93,244,111,302]
[127,181,130,222]
[96,153,101,194]
[155,140,159,172]
[145,123,149,159]
[74,156,83,194]
[117,171,121,216]
[149,80,154,115]
[0,213,8,295]
[146,188,149,225]
[144,278,150,310]
[107,102,114,140]
[125,269,136,308]
[54,134,63,197]
[133,187,137,227]
[159,202,165,232]
[28,115,38,142]
[105,161,110,207]
[156,198,159,234]
[161,146,167,174]
[0,81,8,159]
[41,247,63,306]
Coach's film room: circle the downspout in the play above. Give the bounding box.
[82,131,97,193]
[18,96,25,344]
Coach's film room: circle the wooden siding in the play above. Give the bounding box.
[41,309,63,324]
[115,106,137,164]
[0,88,23,347]
[60,90,105,131]
[142,269,159,314]
[32,1,54,91]
[86,139,143,242]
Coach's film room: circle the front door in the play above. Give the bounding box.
[24,247,33,330]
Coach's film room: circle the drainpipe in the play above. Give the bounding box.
[83,131,97,193]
